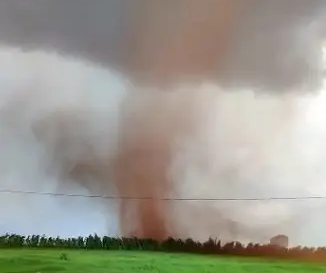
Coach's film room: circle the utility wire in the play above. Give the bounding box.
[0,189,325,201]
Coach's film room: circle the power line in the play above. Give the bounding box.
[0,188,326,201]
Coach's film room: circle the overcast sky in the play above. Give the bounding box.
[0,0,326,90]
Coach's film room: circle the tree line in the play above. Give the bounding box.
[1,233,326,262]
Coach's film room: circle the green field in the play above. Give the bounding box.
[0,249,326,273]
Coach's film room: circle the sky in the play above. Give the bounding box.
[0,0,326,247]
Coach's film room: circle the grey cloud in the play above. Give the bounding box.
[0,0,325,90]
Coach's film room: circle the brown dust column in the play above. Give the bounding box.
[114,0,245,239]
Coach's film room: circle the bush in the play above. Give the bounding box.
[59,253,68,261]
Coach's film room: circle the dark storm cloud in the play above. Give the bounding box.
[0,0,132,70]
[0,0,325,90]
[227,0,326,91]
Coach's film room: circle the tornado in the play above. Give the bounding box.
[0,0,326,247]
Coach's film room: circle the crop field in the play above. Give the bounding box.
[1,249,326,273]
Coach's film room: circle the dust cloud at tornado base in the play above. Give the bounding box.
[1,1,326,247]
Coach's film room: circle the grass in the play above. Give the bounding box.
[0,249,325,273]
